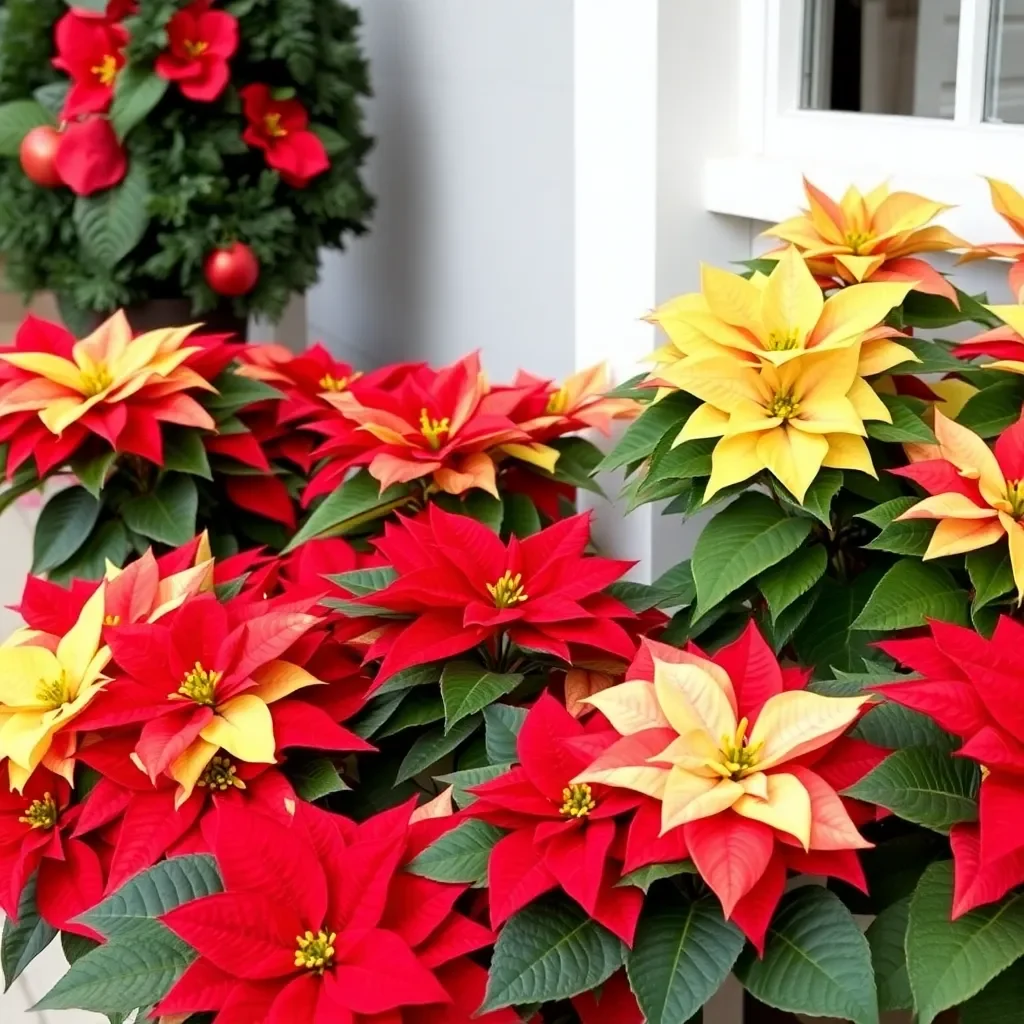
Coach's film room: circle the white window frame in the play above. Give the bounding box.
[705,0,1024,239]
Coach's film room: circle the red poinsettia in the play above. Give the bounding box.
[573,971,643,1024]
[55,117,127,196]
[0,313,239,477]
[53,9,129,117]
[156,0,239,102]
[155,801,519,1023]
[241,84,330,188]
[357,505,637,683]
[71,591,372,807]
[307,353,551,502]
[879,618,1024,915]
[0,763,105,937]
[467,693,644,943]
[575,625,885,950]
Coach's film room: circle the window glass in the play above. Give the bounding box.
[987,0,1024,123]
[801,0,960,119]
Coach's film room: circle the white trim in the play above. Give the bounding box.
[956,0,994,124]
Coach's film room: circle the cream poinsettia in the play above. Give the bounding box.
[646,246,916,383]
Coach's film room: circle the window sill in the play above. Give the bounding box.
[703,155,1017,243]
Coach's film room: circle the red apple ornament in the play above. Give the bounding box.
[204,242,259,296]
[20,126,63,188]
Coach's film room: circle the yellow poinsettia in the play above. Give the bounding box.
[647,246,915,380]
[574,638,869,843]
[667,344,891,502]
[0,585,110,791]
[892,408,1024,600]
[763,178,966,298]
[959,178,1024,299]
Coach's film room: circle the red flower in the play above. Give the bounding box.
[467,694,645,943]
[307,354,546,503]
[53,11,128,117]
[357,506,637,683]
[241,84,329,188]
[54,117,127,196]
[72,592,372,807]
[156,802,518,1023]
[879,618,1024,916]
[577,626,886,951]
[0,764,105,937]
[573,970,643,1024]
[156,1,239,102]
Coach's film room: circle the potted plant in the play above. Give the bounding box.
[0,0,373,337]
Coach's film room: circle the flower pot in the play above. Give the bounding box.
[84,299,249,340]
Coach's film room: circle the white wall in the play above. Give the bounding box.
[308,0,576,382]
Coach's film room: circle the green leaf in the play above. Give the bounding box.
[907,861,1024,1024]
[546,437,605,494]
[287,757,348,802]
[205,372,284,419]
[110,68,169,140]
[852,700,956,752]
[901,289,999,330]
[121,473,198,547]
[598,392,697,471]
[434,491,504,532]
[607,580,665,613]
[774,469,843,525]
[71,448,117,498]
[376,690,445,738]
[395,715,482,783]
[756,545,827,623]
[844,747,979,833]
[627,892,744,1024]
[480,895,627,1011]
[866,896,912,1012]
[311,123,349,155]
[617,860,696,893]
[81,855,222,937]
[329,565,398,598]
[372,662,442,697]
[484,703,527,764]
[2,873,56,991]
[863,518,934,556]
[406,819,505,885]
[32,485,100,573]
[691,493,813,615]
[0,100,52,156]
[33,918,192,1014]
[960,960,1024,1023]
[162,428,213,481]
[435,763,512,807]
[33,83,69,118]
[653,558,697,609]
[794,571,884,674]
[762,580,822,652]
[857,496,919,530]
[866,394,935,444]
[503,492,542,537]
[350,692,405,739]
[852,559,968,631]
[967,545,1014,611]
[440,661,524,732]
[49,519,130,584]
[735,886,878,1024]
[887,337,967,374]
[284,470,412,552]
[61,932,98,966]
[73,162,151,270]
[957,378,1024,437]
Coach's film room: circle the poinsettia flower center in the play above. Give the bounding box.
[177,661,222,706]
[844,229,873,254]
[197,754,246,792]
[766,391,800,421]
[319,371,360,392]
[766,328,800,352]
[546,385,570,415]
[715,717,764,780]
[263,112,288,138]
[560,782,596,818]
[487,570,527,609]
[103,614,121,626]
[79,361,114,397]
[1005,479,1024,519]
[294,929,337,973]
[36,670,70,711]
[184,39,209,58]
[91,54,119,87]
[418,408,451,450]
[19,792,57,830]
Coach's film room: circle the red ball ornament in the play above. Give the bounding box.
[19,126,63,188]
[204,243,260,297]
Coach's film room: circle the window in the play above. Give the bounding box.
[704,0,1024,233]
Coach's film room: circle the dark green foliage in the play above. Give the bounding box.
[0,0,373,321]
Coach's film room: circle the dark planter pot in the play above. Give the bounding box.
[88,299,248,340]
